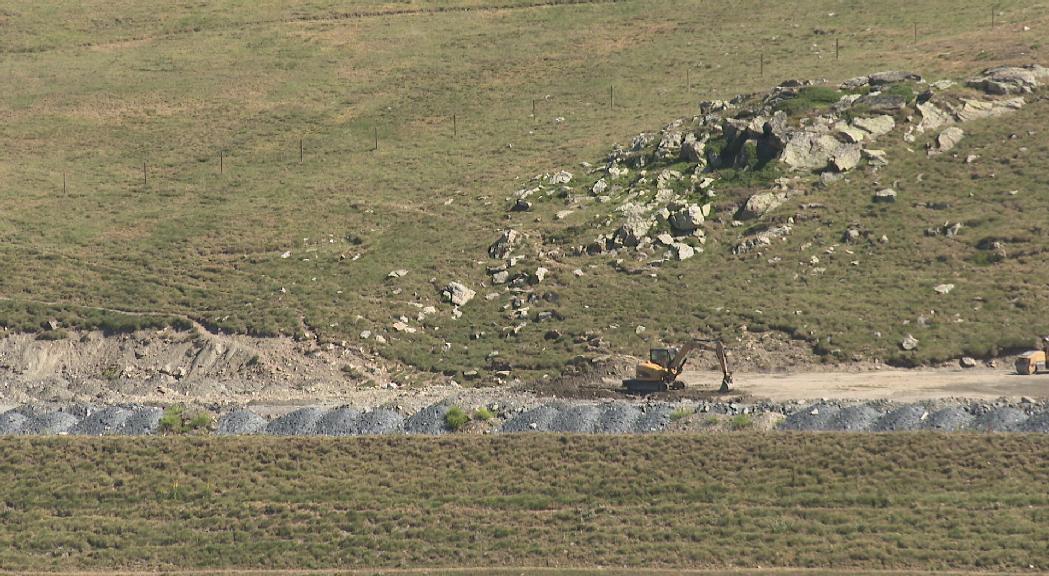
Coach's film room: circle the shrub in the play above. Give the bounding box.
[669,407,695,421]
[100,364,122,381]
[473,406,495,421]
[340,364,364,379]
[35,329,68,341]
[159,405,185,434]
[730,414,754,430]
[160,405,211,434]
[443,407,470,431]
[188,413,212,431]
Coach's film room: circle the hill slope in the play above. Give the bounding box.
[2,1,1049,385]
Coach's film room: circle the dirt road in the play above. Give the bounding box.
[683,366,1049,402]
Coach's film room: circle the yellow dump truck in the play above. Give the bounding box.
[1015,350,1046,375]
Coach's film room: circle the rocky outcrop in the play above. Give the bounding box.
[967,65,1049,95]
[502,63,1045,267]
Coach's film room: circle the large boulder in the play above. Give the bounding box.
[855,92,908,114]
[612,203,654,246]
[832,145,862,172]
[916,101,951,133]
[443,282,476,306]
[681,133,706,163]
[655,124,684,160]
[852,115,896,138]
[488,229,520,259]
[929,127,964,156]
[840,75,871,90]
[779,130,844,172]
[873,188,897,203]
[547,170,573,185]
[668,204,705,234]
[740,191,787,219]
[671,242,696,260]
[954,97,1025,123]
[967,65,1049,95]
[868,70,923,85]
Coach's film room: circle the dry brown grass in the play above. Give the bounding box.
[0,434,1045,572]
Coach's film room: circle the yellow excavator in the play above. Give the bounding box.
[623,339,733,394]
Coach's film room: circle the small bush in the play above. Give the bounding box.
[188,413,212,431]
[160,405,211,434]
[159,405,185,434]
[99,364,122,381]
[473,406,495,421]
[444,406,470,431]
[730,414,754,430]
[341,364,364,379]
[35,329,68,341]
[669,407,695,421]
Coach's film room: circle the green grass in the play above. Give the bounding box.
[729,414,753,430]
[443,406,471,431]
[159,405,213,434]
[669,406,695,421]
[0,434,1045,571]
[1,1,1049,378]
[774,85,844,115]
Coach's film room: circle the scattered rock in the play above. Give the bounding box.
[868,70,923,85]
[852,115,896,137]
[548,170,573,185]
[930,127,964,155]
[668,204,705,234]
[265,407,325,436]
[0,410,28,435]
[741,191,787,219]
[900,334,919,351]
[960,357,977,368]
[488,229,521,259]
[71,407,131,436]
[671,243,696,261]
[967,65,1049,95]
[933,283,955,295]
[405,403,454,435]
[873,405,928,431]
[443,282,476,306]
[873,188,897,203]
[217,409,268,435]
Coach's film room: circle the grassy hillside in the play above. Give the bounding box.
[0,434,1046,571]
[2,0,1049,380]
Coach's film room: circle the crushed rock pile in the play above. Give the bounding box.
[2,398,1047,435]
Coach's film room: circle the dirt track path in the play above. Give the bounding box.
[684,367,1049,402]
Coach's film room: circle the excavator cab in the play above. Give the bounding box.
[650,348,675,369]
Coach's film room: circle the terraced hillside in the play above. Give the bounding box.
[2,0,1049,385]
